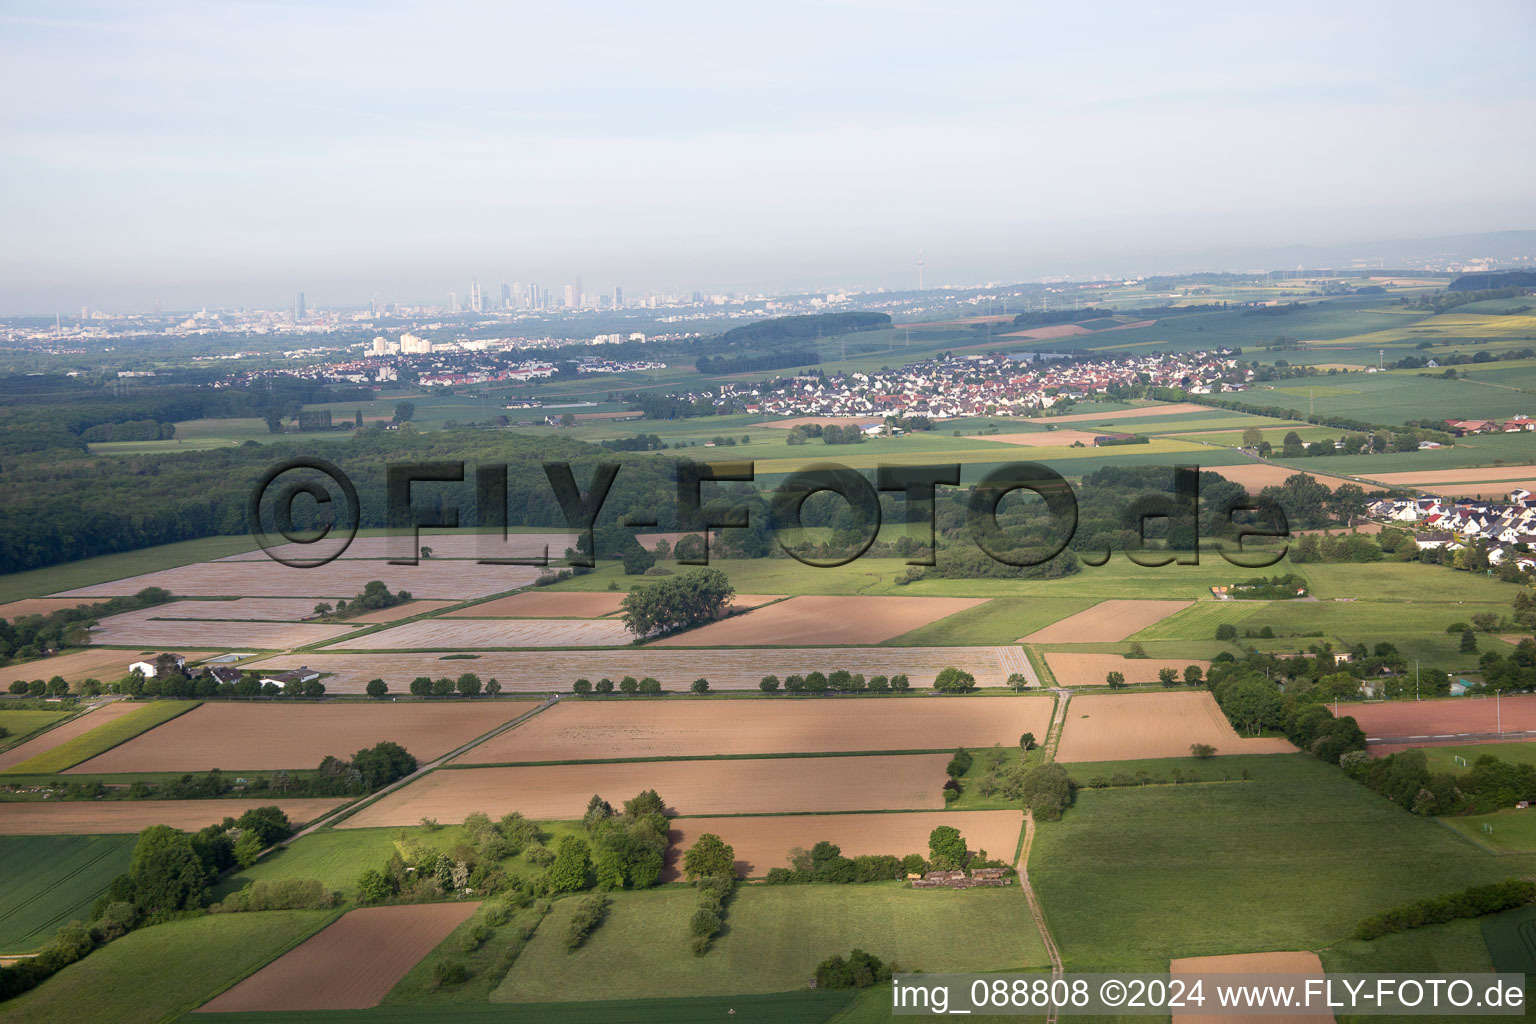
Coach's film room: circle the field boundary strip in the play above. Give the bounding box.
[1,700,202,775]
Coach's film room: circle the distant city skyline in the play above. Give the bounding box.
[2,1,1534,314]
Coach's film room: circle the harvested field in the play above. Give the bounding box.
[2,648,217,685]
[1055,692,1295,762]
[666,810,1024,879]
[998,322,1092,340]
[1416,480,1536,499]
[67,701,532,773]
[652,595,988,647]
[321,617,637,649]
[1350,694,1536,743]
[461,696,1055,763]
[346,601,461,622]
[1369,464,1536,485]
[0,598,91,620]
[244,646,1017,693]
[341,754,949,826]
[0,701,137,772]
[88,608,357,649]
[1208,464,1375,493]
[217,532,578,561]
[1022,402,1212,424]
[1043,652,1212,687]
[760,416,881,429]
[53,560,542,600]
[199,903,480,1012]
[443,591,783,618]
[115,598,330,621]
[1020,599,1191,643]
[0,798,341,835]
[971,430,1106,447]
[1170,951,1328,1024]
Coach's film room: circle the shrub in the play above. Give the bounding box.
[562,894,611,951]
[691,677,710,694]
[1189,743,1217,758]
[815,948,892,989]
[946,748,973,778]
[1353,879,1536,940]
[933,666,977,693]
[433,958,469,987]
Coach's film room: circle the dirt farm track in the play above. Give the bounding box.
[461,696,1055,762]
[341,754,950,826]
[245,646,1022,692]
[199,903,480,1012]
[666,810,1025,880]
[66,701,537,774]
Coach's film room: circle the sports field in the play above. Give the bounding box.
[0,835,135,952]
[1055,692,1294,762]
[1021,599,1191,643]
[0,798,342,835]
[200,903,480,1012]
[651,595,989,646]
[67,701,532,773]
[341,754,950,826]
[242,645,1019,692]
[666,810,1024,879]
[1348,694,1536,742]
[459,696,1054,763]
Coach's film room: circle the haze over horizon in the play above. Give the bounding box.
[3,0,1534,313]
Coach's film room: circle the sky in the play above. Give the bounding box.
[2,0,1534,313]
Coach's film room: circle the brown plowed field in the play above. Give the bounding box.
[1021,403,1211,424]
[0,700,142,771]
[1055,692,1295,762]
[200,903,480,1012]
[652,595,987,647]
[350,600,461,622]
[666,810,1024,879]
[1021,600,1191,643]
[123,598,329,620]
[1369,464,1536,485]
[1043,653,1212,687]
[54,560,543,600]
[443,591,782,618]
[89,608,357,649]
[1348,693,1536,740]
[0,598,91,620]
[3,648,217,684]
[461,696,1054,763]
[67,701,533,773]
[218,532,578,561]
[323,618,637,649]
[1170,952,1328,1024]
[0,798,342,835]
[243,646,1013,694]
[1426,480,1536,499]
[972,430,1106,447]
[1208,465,1376,493]
[340,754,949,826]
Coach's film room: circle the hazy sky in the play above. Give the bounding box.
[3,0,1534,312]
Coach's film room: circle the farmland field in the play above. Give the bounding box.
[0,835,135,951]
[52,559,544,600]
[1054,692,1294,762]
[0,708,73,748]
[0,598,91,619]
[322,617,637,649]
[0,700,196,773]
[887,596,1095,646]
[200,903,480,1012]
[1042,653,1212,687]
[971,429,1106,446]
[89,607,358,648]
[242,645,1021,693]
[2,647,217,684]
[0,798,343,835]
[217,531,579,562]
[651,595,989,646]
[460,696,1055,763]
[1030,754,1536,971]
[666,809,1024,879]
[1207,464,1370,492]
[493,884,1044,1003]
[443,591,627,617]
[0,910,333,1024]
[67,701,533,773]
[1169,951,1324,1024]
[1020,599,1191,643]
[342,753,950,826]
[1347,694,1536,741]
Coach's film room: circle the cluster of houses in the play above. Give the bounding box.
[129,654,319,691]
[1368,491,1536,571]
[724,350,1249,421]
[1444,417,1536,435]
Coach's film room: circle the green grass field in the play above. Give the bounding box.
[3,909,334,1024]
[1418,742,1536,774]
[187,991,857,1023]
[1,700,199,775]
[1030,754,1536,971]
[492,884,1046,1003]
[886,597,1095,646]
[0,835,135,952]
[0,708,74,748]
[1438,809,1536,853]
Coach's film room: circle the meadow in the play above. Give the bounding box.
[1029,754,1536,971]
[0,708,73,747]
[2,700,199,775]
[0,835,135,951]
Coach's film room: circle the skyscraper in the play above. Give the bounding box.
[564,283,576,308]
[470,278,482,313]
[295,292,306,320]
[501,282,511,309]
[613,285,623,308]
[448,291,457,312]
